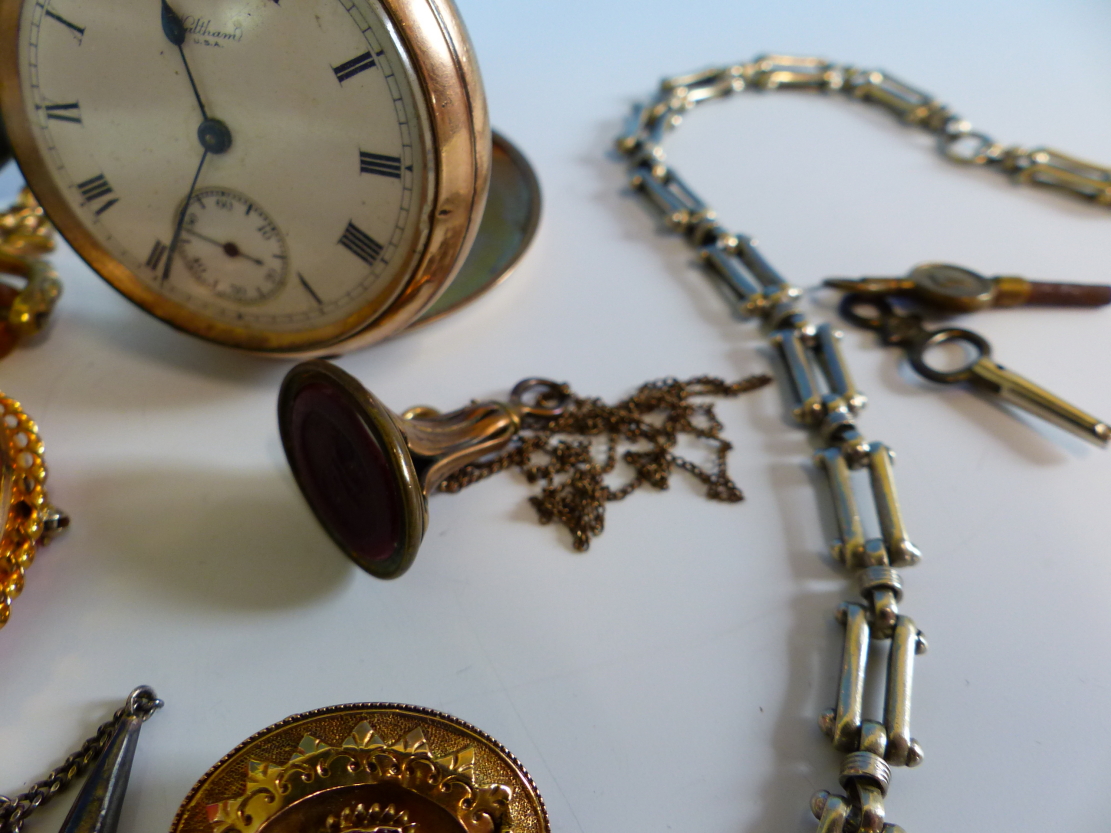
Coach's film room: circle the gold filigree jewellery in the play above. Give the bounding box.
[0,189,66,629]
[0,391,67,628]
[0,188,61,358]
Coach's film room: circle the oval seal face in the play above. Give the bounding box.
[171,704,550,833]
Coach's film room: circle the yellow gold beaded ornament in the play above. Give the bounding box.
[0,188,67,630]
[0,392,67,628]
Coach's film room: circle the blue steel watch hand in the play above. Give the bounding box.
[162,149,208,284]
[161,0,209,119]
[158,0,233,283]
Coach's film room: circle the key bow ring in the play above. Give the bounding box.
[838,293,989,380]
[838,293,1111,446]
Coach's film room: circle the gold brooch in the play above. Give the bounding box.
[172,704,549,833]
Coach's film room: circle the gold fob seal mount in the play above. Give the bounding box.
[279,361,769,575]
[279,360,570,579]
[171,704,549,833]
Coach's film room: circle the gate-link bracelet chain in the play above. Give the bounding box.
[0,687,162,833]
[618,54,1111,209]
[613,53,1111,832]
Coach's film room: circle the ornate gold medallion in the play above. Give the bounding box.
[171,705,549,833]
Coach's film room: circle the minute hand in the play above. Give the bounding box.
[161,0,208,119]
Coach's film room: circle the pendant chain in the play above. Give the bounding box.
[0,689,161,833]
[610,53,1102,832]
[439,374,771,551]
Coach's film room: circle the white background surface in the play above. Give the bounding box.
[3,1,1111,831]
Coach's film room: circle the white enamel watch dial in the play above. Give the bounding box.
[0,0,491,353]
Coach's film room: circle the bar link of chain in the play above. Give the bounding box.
[617,59,951,832]
[617,54,1111,207]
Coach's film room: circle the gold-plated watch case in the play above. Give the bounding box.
[0,0,533,356]
[171,704,550,833]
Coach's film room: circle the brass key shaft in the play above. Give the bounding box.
[968,357,1111,447]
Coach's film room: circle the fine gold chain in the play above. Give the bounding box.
[613,54,1111,832]
[438,375,771,551]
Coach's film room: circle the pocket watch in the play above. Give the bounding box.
[0,0,539,355]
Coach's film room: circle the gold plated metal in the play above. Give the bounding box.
[824,603,870,753]
[770,324,860,430]
[618,54,1029,830]
[171,704,549,833]
[619,52,1110,829]
[0,389,67,628]
[414,132,542,327]
[0,188,61,357]
[811,793,852,833]
[866,444,920,568]
[822,605,926,770]
[884,617,926,768]
[1015,147,1111,205]
[825,263,1111,313]
[278,360,569,578]
[948,347,1111,446]
[813,447,866,568]
[0,0,540,355]
[840,293,1111,447]
[773,328,824,425]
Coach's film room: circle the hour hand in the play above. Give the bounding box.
[161,0,185,46]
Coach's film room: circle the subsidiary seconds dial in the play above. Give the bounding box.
[177,188,288,304]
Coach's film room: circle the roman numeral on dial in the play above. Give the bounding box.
[359,151,401,178]
[332,52,375,83]
[44,102,81,123]
[146,239,168,271]
[338,221,382,267]
[76,174,118,215]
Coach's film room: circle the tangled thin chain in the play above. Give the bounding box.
[0,688,162,833]
[439,375,771,551]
